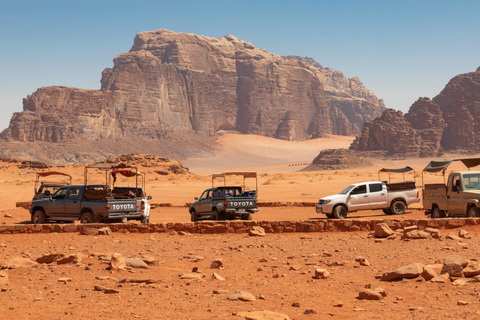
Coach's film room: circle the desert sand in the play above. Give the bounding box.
[1,134,480,319]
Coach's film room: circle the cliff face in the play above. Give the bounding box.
[351,68,480,156]
[1,29,386,163]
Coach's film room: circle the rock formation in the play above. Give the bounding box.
[0,29,385,164]
[351,67,480,156]
[303,148,374,171]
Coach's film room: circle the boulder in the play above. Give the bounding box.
[249,226,266,237]
[109,253,126,270]
[237,310,291,320]
[125,258,149,269]
[358,289,382,300]
[441,255,468,277]
[381,263,424,281]
[1,257,38,269]
[374,223,394,238]
[228,290,256,301]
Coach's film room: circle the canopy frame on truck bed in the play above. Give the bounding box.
[212,172,258,195]
[378,166,415,184]
[84,163,140,191]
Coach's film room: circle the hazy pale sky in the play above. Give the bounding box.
[1,0,479,131]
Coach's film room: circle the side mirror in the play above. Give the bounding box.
[194,197,198,201]
[147,196,152,200]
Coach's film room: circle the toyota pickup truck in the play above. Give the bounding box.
[422,158,480,218]
[189,172,258,221]
[316,181,420,219]
[30,184,145,224]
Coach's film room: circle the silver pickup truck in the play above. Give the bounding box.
[30,184,144,224]
[189,172,258,221]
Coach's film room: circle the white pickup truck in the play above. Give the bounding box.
[315,181,420,219]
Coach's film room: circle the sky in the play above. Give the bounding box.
[1,0,479,131]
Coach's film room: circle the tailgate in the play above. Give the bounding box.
[226,197,257,209]
[108,200,139,213]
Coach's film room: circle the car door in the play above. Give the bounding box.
[347,184,370,211]
[196,190,210,213]
[368,183,388,209]
[45,187,68,216]
[64,186,82,218]
[447,174,463,215]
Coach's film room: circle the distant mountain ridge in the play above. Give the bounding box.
[350,67,480,156]
[0,29,385,164]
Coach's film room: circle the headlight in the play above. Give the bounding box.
[319,199,331,205]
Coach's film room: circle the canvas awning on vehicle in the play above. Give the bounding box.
[378,166,414,173]
[36,171,72,178]
[423,158,480,173]
[212,172,257,179]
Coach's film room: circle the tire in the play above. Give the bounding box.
[140,216,150,223]
[31,210,46,224]
[390,200,406,215]
[325,213,334,219]
[190,210,198,222]
[467,206,479,218]
[80,211,95,224]
[431,207,445,219]
[383,209,393,215]
[212,209,224,221]
[333,205,348,219]
[241,214,253,220]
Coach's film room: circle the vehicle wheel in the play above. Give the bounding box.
[241,214,253,220]
[390,200,406,215]
[31,210,46,224]
[190,210,198,222]
[430,207,445,219]
[325,213,334,219]
[212,209,224,221]
[140,216,150,223]
[383,209,393,215]
[333,205,348,219]
[467,206,479,218]
[80,212,95,224]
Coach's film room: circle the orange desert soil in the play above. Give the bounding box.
[1,134,480,319]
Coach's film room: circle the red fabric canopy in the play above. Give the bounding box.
[37,171,72,178]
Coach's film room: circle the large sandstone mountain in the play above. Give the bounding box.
[0,29,385,164]
[351,67,480,157]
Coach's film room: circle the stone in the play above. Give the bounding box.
[125,258,149,269]
[314,268,330,279]
[446,233,462,241]
[212,272,225,281]
[375,288,387,297]
[228,290,256,301]
[140,255,158,266]
[98,227,112,235]
[459,229,471,239]
[381,263,424,281]
[103,288,120,294]
[94,285,104,291]
[358,289,382,300]
[374,223,394,238]
[1,257,38,269]
[463,261,480,277]
[249,226,266,237]
[210,259,223,269]
[421,265,438,281]
[458,300,469,306]
[179,273,202,280]
[441,255,468,277]
[109,253,126,270]
[36,253,65,264]
[58,278,72,283]
[79,227,99,236]
[4,213,12,218]
[431,273,450,283]
[425,228,441,239]
[403,230,430,239]
[237,310,290,320]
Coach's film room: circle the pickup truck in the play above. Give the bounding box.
[423,171,480,218]
[112,186,151,223]
[30,184,146,224]
[189,172,258,221]
[315,181,420,219]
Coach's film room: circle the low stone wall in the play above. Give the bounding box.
[0,218,477,234]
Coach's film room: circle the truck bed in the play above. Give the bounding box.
[387,181,416,191]
[423,183,447,198]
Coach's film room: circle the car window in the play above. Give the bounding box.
[351,185,367,195]
[452,176,461,191]
[67,187,81,199]
[200,191,207,201]
[52,188,68,200]
[369,183,383,193]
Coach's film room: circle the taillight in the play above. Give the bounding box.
[223,200,227,208]
[106,203,110,211]
[417,191,419,198]
[141,200,145,210]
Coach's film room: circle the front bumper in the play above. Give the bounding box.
[316,203,333,215]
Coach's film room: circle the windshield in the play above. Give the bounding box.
[463,173,480,190]
[339,185,355,195]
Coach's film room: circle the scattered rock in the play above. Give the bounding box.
[374,223,394,238]
[249,226,266,237]
[58,278,72,283]
[140,255,158,266]
[109,253,126,270]
[314,268,330,279]
[94,285,104,291]
[446,233,462,241]
[458,300,469,306]
[125,258,149,269]
[425,228,441,239]
[291,302,300,307]
[0,271,9,284]
[212,272,225,281]
[459,229,471,239]
[304,309,317,314]
[237,310,290,320]
[179,273,202,280]
[228,290,256,302]
[431,273,450,283]
[4,213,12,218]
[403,230,430,239]
[36,253,65,264]
[103,288,120,294]
[1,257,38,269]
[358,289,382,300]
[210,259,223,269]
[79,227,99,236]
[381,263,424,281]
[463,261,480,277]
[441,255,468,277]
[98,227,112,236]
[422,265,438,281]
